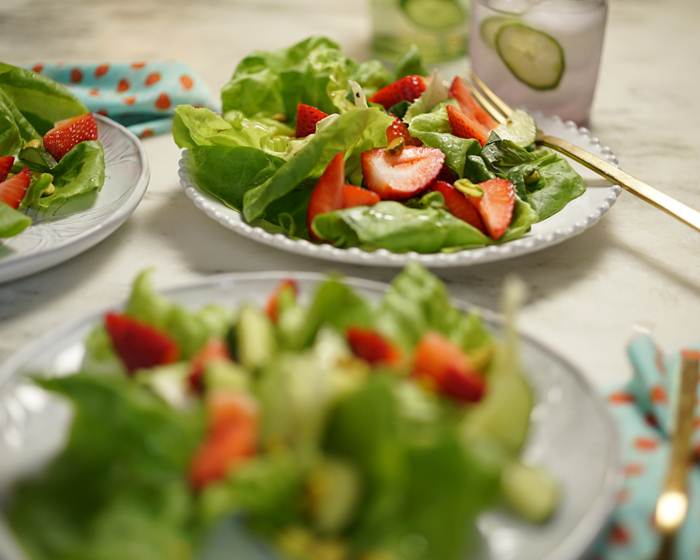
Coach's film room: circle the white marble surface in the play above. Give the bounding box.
[0,0,698,389]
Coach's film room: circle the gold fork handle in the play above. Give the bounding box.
[538,134,700,233]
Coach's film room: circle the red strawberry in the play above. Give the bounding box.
[104,312,179,374]
[307,152,345,239]
[432,180,485,232]
[0,167,31,209]
[43,113,98,161]
[189,392,258,490]
[361,146,444,200]
[369,75,426,110]
[449,76,498,130]
[0,156,15,182]
[346,327,402,366]
[295,103,329,138]
[265,279,299,322]
[446,105,490,146]
[467,178,515,241]
[188,339,231,393]
[342,184,380,208]
[413,332,486,403]
[386,118,420,146]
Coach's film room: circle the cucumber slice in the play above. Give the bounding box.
[400,0,467,31]
[463,372,533,455]
[496,23,565,91]
[493,109,537,147]
[502,463,559,523]
[480,15,518,49]
[236,306,276,371]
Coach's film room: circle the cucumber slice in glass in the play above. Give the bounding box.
[400,0,467,31]
[480,15,518,49]
[496,23,565,91]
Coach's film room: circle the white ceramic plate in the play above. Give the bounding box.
[178,115,621,267]
[0,273,620,560]
[0,115,149,283]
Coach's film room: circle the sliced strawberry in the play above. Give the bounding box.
[446,105,490,146]
[342,184,380,208]
[386,118,420,146]
[104,312,179,374]
[0,156,14,182]
[188,339,231,393]
[369,75,426,110]
[42,112,98,161]
[307,152,345,239]
[449,76,498,130]
[295,103,329,138]
[346,327,402,366]
[265,278,299,322]
[361,146,444,200]
[189,392,258,490]
[467,178,515,241]
[413,332,485,403]
[436,164,458,184]
[0,167,31,209]
[432,181,486,232]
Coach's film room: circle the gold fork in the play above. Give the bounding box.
[469,72,700,233]
[652,352,699,560]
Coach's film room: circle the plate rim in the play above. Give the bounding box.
[0,270,621,560]
[0,114,150,284]
[178,114,622,268]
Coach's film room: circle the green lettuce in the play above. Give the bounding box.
[34,141,105,209]
[222,36,366,120]
[0,202,31,237]
[505,148,586,220]
[394,45,428,79]
[408,103,481,176]
[242,107,392,222]
[8,373,204,560]
[0,62,87,134]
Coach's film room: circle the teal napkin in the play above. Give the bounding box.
[29,61,213,138]
[590,333,700,560]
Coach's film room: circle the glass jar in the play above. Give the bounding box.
[469,0,608,124]
[369,0,471,64]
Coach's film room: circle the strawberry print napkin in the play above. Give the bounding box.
[29,61,214,139]
[589,332,700,560]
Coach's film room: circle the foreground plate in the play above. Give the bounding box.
[179,115,621,267]
[0,273,619,560]
[0,115,149,283]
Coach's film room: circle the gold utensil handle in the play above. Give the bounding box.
[539,134,700,233]
[654,353,700,535]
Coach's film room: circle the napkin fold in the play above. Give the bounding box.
[591,332,700,560]
[30,61,214,138]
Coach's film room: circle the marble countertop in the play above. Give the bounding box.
[0,0,698,389]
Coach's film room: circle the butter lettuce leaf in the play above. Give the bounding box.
[242,107,392,222]
[222,36,377,120]
[8,373,204,560]
[0,202,31,237]
[0,62,87,134]
[408,103,481,177]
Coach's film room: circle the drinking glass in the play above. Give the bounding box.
[470,0,608,124]
[369,0,470,64]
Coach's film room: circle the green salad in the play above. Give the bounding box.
[173,37,585,253]
[0,63,105,239]
[7,264,559,560]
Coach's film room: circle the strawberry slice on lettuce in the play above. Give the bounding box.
[43,113,98,161]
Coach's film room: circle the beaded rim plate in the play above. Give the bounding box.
[178,113,621,268]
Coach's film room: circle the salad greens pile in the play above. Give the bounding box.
[7,264,559,560]
[0,63,105,239]
[173,37,585,253]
